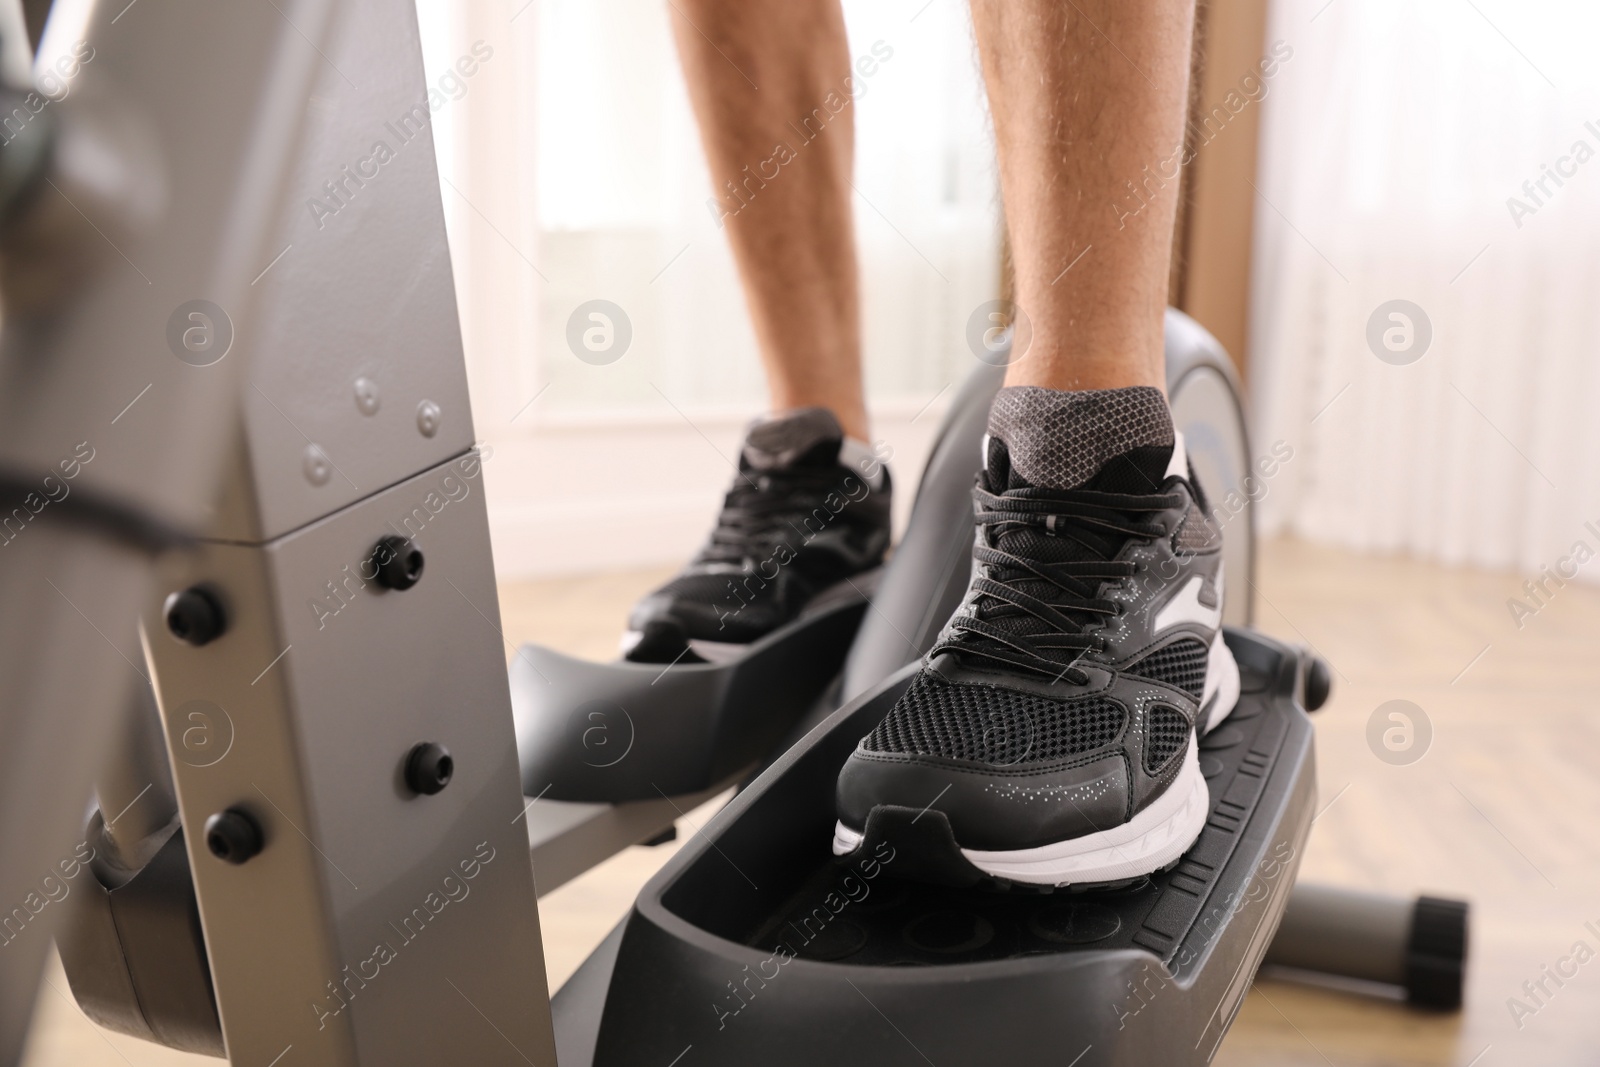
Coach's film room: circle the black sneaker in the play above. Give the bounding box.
[623,408,892,664]
[833,385,1239,887]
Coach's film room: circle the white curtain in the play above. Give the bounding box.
[1252,0,1600,581]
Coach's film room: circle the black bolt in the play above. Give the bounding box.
[165,587,226,646]
[405,742,453,795]
[204,809,263,865]
[373,535,424,590]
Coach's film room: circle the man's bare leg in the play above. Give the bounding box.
[626,1,883,664]
[669,0,867,441]
[831,4,1242,888]
[971,0,1196,393]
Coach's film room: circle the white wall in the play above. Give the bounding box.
[1251,0,1600,586]
[477,403,948,578]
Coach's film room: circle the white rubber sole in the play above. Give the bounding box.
[832,635,1241,887]
[831,743,1211,887]
[963,743,1210,885]
[1202,629,1241,733]
[618,631,747,665]
[685,639,749,665]
[832,820,865,856]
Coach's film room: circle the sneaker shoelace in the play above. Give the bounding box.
[695,465,854,568]
[930,483,1184,684]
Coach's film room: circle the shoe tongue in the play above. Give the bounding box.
[742,407,843,471]
[966,386,1178,668]
[985,385,1175,493]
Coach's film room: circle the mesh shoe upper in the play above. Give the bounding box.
[1124,637,1210,700]
[862,673,1128,766]
[836,385,1228,857]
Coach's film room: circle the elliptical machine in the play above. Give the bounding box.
[0,1,1464,1063]
[533,314,1346,1066]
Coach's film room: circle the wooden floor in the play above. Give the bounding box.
[23,539,1600,1065]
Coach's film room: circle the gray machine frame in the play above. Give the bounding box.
[0,2,1462,1065]
[2,1,556,1063]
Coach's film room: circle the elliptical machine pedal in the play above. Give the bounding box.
[554,627,1315,1066]
[511,568,881,803]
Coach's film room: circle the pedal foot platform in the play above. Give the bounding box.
[553,629,1317,1066]
[512,573,876,802]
